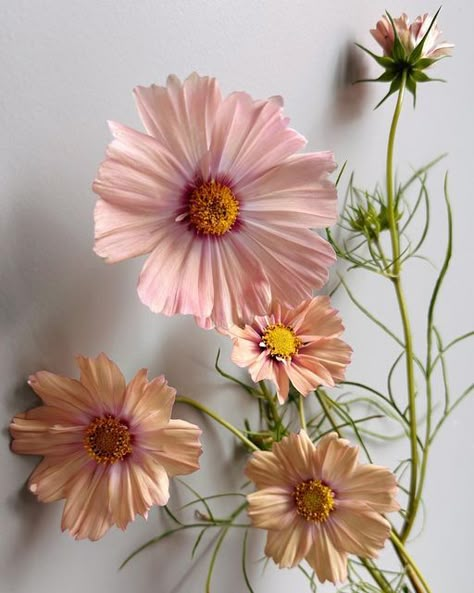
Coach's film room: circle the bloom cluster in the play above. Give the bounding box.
[10,9,456,591]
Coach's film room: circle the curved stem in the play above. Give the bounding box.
[384,73,419,542]
[391,531,433,593]
[298,395,307,431]
[176,396,259,452]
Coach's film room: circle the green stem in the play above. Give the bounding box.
[391,531,433,593]
[259,381,280,427]
[176,396,259,452]
[385,73,419,542]
[298,395,307,431]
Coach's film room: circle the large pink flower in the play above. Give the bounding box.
[227,296,351,402]
[93,73,337,329]
[246,431,399,583]
[371,13,453,59]
[10,353,202,540]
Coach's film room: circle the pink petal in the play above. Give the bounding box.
[209,92,306,186]
[273,363,290,403]
[291,296,345,339]
[305,524,348,583]
[138,419,202,476]
[239,153,337,228]
[137,226,215,319]
[241,222,336,303]
[76,353,126,417]
[134,73,222,176]
[298,338,352,384]
[264,518,312,568]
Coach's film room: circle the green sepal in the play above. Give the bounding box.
[374,75,403,110]
[354,43,396,68]
[408,6,442,63]
[385,11,408,61]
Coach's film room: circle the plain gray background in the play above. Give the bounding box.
[1,1,473,592]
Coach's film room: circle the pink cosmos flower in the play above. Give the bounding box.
[371,13,453,59]
[246,431,399,583]
[10,353,202,540]
[227,296,351,403]
[93,73,337,329]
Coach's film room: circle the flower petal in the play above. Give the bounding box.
[61,463,113,541]
[138,419,202,476]
[209,92,306,186]
[247,487,295,530]
[239,153,337,228]
[134,73,222,176]
[27,371,95,418]
[264,518,313,568]
[76,353,126,417]
[127,375,176,431]
[28,450,89,502]
[338,464,400,513]
[320,437,359,489]
[305,524,348,583]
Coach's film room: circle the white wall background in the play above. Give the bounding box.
[1,1,473,592]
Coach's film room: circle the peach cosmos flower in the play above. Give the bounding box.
[10,353,202,540]
[371,13,453,59]
[246,431,399,584]
[93,73,337,329]
[227,296,351,403]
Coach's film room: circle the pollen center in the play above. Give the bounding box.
[262,323,302,359]
[84,416,132,464]
[294,479,335,523]
[189,180,239,236]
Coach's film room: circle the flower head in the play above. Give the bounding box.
[359,10,453,106]
[227,296,352,402]
[93,73,337,329]
[10,353,202,540]
[246,431,399,583]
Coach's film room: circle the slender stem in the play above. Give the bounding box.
[391,531,433,593]
[384,73,419,542]
[298,395,307,431]
[176,396,259,452]
[315,389,341,436]
[259,381,280,427]
[360,559,393,593]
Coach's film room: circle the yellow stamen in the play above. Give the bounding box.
[84,416,132,464]
[189,180,239,236]
[294,479,335,523]
[261,323,302,359]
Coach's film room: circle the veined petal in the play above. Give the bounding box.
[26,372,94,419]
[76,353,126,416]
[247,487,295,530]
[28,450,89,502]
[134,73,222,176]
[338,464,400,513]
[305,524,348,583]
[264,519,313,568]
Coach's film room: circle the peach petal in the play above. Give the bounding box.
[245,450,290,489]
[139,419,202,476]
[28,450,89,502]
[247,487,295,530]
[264,518,313,568]
[338,464,400,513]
[27,372,95,418]
[291,296,345,339]
[320,438,359,488]
[305,525,348,583]
[76,353,126,416]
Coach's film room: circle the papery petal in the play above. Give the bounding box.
[305,525,348,583]
[76,353,126,416]
[134,73,222,176]
[290,296,345,339]
[239,153,337,228]
[27,372,95,418]
[264,518,313,568]
[61,463,113,541]
[209,92,306,185]
[320,437,359,488]
[272,431,315,483]
[127,375,176,431]
[330,501,391,557]
[28,450,90,502]
[138,419,202,476]
[245,450,289,489]
[338,464,400,513]
[247,487,295,530]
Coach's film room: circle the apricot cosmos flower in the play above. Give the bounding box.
[10,353,202,540]
[227,296,351,402]
[93,73,337,329]
[246,431,399,583]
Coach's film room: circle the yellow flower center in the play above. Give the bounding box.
[294,479,335,523]
[189,180,239,236]
[84,417,132,464]
[261,323,302,359]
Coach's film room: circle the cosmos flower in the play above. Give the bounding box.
[227,296,351,402]
[371,12,453,59]
[10,353,202,540]
[93,73,337,329]
[246,431,399,583]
